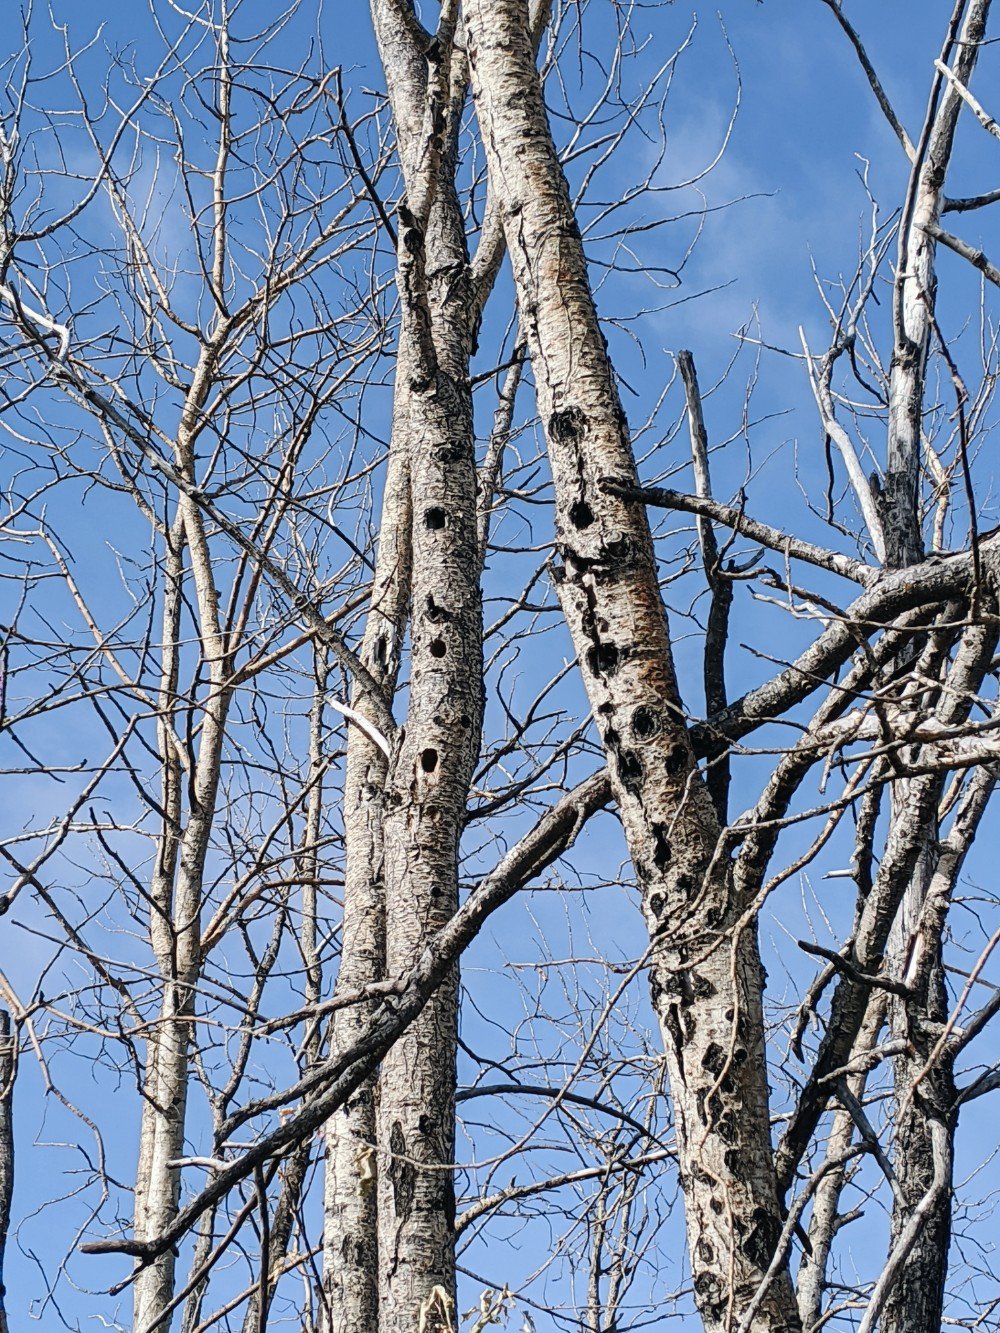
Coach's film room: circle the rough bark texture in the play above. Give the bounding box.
[321,431,410,1333]
[463,5,800,1328]
[333,7,489,1330]
[375,212,483,1333]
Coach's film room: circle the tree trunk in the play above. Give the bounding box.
[134,492,231,1333]
[321,435,409,1333]
[375,214,483,1332]
[328,7,489,1328]
[463,4,800,1328]
[880,10,991,1325]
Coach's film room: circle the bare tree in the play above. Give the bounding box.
[2,2,1000,1332]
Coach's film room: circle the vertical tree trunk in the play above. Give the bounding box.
[462,5,800,1328]
[883,0,989,568]
[134,488,231,1332]
[879,9,991,1326]
[374,167,485,1326]
[327,7,489,1328]
[321,430,410,1333]
[243,653,330,1333]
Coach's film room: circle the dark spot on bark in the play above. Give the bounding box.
[420,748,439,773]
[724,1147,743,1175]
[586,642,620,676]
[649,892,665,918]
[424,506,446,530]
[388,1121,415,1222]
[616,747,643,792]
[697,1238,715,1264]
[597,701,614,715]
[716,1111,737,1144]
[651,823,672,870]
[429,638,447,658]
[549,405,588,445]
[675,873,695,899]
[693,1272,726,1323]
[433,442,464,465]
[374,634,387,667]
[701,1042,726,1076]
[603,535,634,565]
[743,1207,781,1270]
[569,499,594,529]
[631,705,660,740]
[659,970,684,996]
[692,972,716,999]
[664,742,688,776]
[710,1196,724,1215]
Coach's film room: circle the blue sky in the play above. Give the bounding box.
[3,1,1000,1329]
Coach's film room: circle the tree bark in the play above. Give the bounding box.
[133,469,232,1332]
[463,5,800,1328]
[880,10,991,1326]
[321,430,409,1333]
[374,197,484,1333]
[330,8,489,1329]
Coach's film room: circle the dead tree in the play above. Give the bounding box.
[1,2,1000,1332]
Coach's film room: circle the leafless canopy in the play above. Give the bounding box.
[1,2,1000,1332]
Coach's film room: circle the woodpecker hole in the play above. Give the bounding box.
[586,642,620,676]
[569,500,594,529]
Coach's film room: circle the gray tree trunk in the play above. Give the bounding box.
[326,7,490,1329]
[133,460,232,1332]
[321,431,410,1333]
[880,8,991,1326]
[462,4,800,1328]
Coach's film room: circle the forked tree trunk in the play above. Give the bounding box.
[325,7,487,1329]
[463,5,800,1328]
